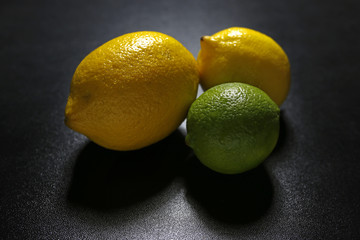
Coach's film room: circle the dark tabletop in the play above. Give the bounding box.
[1,0,360,239]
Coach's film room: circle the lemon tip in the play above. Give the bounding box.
[200,36,211,42]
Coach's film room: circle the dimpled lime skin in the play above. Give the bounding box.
[186,82,280,174]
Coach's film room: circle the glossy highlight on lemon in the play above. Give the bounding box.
[65,31,199,151]
[197,27,290,105]
[186,82,280,174]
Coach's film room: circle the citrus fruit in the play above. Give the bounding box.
[65,31,199,151]
[197,27,290,106]
[186,82,280,174]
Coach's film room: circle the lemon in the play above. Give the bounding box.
[197,27,290,106]
[186,82,280,174]
[65,31,199,151]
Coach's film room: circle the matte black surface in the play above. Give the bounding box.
[1,0,360,239]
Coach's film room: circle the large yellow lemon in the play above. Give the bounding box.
[65,31,199,151]
[197,27,290,105]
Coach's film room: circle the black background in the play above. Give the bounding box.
[1,0,360,239]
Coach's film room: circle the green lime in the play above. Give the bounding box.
[185,82,280,174]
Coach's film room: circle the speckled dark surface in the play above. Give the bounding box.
[1,0,360,239]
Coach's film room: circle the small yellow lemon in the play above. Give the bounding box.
[65,31,199,151]
[197,27,290,105]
